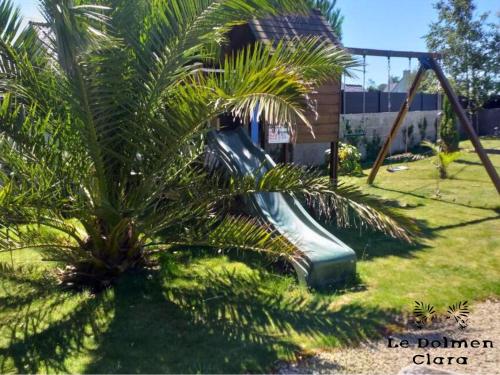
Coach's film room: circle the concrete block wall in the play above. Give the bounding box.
[292,110,439,166]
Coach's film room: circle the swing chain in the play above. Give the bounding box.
[387,56,391,112]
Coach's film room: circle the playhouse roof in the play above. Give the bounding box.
[247,9,340,46]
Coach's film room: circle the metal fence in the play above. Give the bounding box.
[341,91,441,114]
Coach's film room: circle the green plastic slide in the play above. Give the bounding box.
[209,128,356,288]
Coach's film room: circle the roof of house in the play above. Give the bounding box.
[247,9,340,46]
[390,70,412,93]
[342,84,363,92]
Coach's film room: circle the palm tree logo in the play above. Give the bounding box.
[413,301,470,329]
[413,301,436,328]
[447,301,470,329]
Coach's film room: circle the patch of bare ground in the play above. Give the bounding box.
[277,300,499,375]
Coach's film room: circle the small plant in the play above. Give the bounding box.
[342,119,364,148]
[439,96,460,152]
[422,140,461,196]
[363,130,382,161]
[422,141,461,179]
[418,117,428,142]
[402,124,415,151]
[338,143,363,175]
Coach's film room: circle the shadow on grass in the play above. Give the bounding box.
[373,185,497,211]
[0,266,399,374]
[324,198,499,262]
[429,214,500,233]
[85,269,397,373]
[328,225,430,262]
[483,148,500,155]
[0,266,114,374]
[455,159,482,166]
[310,194,433,262]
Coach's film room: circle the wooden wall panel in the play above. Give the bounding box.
[295,80,341,143]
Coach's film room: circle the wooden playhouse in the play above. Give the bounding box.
[226,9,343,181]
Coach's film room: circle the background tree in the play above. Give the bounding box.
[367,78,379,92]
[425,0,500,114]
[404,69,445,94]
[439,95,460,152]
[418,71,442,94]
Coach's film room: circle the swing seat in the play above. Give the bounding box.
[387,165,409,172]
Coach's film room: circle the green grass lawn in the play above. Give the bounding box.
[1,139,499,373]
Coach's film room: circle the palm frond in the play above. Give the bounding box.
[35,1,117,205]
[422,140,461,178]
[0,0,22,45]
[168,216,297,258]
[447,301,469,328]
[421,140,440,154]
[309,182,417,243]
[181,162,417,243]
[132,0,310,114]
[187,38,354,134]
[439,150,461,168]
[220,164,417,243]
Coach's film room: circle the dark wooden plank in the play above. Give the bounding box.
[308,97,340,104]
[252,23,338,34]
[306,117,340,126]
[308,110,340,117]
[296,128,339,138]
[309,93,341,101]
[306,106,340,116]
[297,126,339,135]
[248,11,339,47]
[314,86,341,94]
[346,47,443,59]
[295,133,339,143]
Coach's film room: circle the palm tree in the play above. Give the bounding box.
[0,0,414,290]
[421,141,461,179]
[421,140,461,197]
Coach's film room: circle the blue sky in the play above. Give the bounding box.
[13,0,499,85]
[338,0,498,86]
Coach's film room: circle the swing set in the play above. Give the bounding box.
[343,47,500,194]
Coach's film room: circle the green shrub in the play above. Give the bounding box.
[418,117,428,141]
[439,96,460,152]
[402,124,415,151]
[363,130,382,161]
[338,142,363,175]
[343,119,364,147]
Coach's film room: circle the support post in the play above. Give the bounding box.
[282,143,289,163]
[428,58,500,194]
[330,141,339,187]
[259,121,266,149]
[367,65,427,184]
